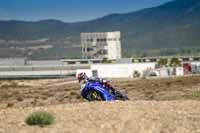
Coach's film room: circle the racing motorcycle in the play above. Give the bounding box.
[81,80,129,101]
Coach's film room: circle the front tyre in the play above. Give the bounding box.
[86,90,104,101]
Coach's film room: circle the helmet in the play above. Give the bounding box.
[102,79,111,88]
[77,72,87,82]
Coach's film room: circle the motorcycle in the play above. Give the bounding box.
[81,80,129,101]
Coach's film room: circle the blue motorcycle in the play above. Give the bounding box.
[81,80,129,101]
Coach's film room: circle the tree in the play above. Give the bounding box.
[158,58,168,67]
[133,71,141,78]
[102,57,112,63]
[170,57,182,67]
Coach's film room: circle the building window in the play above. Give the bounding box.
[92,70,98,77]
[87,48,93,52]
[100,49,108,55]
[104,43,108,46]
[80,61,88,64]
[100,38,107,42]
[68,61,76,64]
[83,48,87,52]
[87,39,93,42]
[193,57,200,61]
[182,58,189,62]
[108,38,118,41]
[97,38,107,42]
[101,43,107,47]
[93,60,101,64]
[150,58,157,62]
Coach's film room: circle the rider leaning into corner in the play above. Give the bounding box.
[77,72,116,99]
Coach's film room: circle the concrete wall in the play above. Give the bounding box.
[0,58,25,66]
[0,64,90,71]
[151,67,184,77]
[90,63,156,78]
[0,70,75,79]
[0,64,90,79]
[27,60,63,66]
[176,67,184,76]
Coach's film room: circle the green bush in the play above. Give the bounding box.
[25,111,54,127]
[170,57,182,67]
[158,58,168,67]
[133,71,141,78]
[102,57,112,63]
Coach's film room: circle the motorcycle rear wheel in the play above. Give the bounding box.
[114,91,129,101]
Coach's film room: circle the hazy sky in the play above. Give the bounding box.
[0,0,172,22]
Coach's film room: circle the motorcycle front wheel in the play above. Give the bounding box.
[86,90,104,101]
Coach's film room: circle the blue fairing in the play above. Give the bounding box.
[81,81,115,101]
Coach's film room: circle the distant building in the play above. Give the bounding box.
[81,31,122,60]
[0,58,26,66]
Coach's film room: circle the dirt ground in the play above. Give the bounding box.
[1,101,200,133]
[1,76,200,132]
[1,76,200,109]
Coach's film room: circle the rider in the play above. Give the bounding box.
[77,72,115,94]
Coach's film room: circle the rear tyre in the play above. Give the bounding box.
[114,91,129,101]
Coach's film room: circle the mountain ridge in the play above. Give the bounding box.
[0,0,200,59]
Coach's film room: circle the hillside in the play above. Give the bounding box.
[0,0,200,59]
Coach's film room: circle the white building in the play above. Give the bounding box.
[76,63,156,79]
[81,31,121,60]
[191,62,200,74]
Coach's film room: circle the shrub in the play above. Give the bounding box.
[158,58,168,67]
[102,57,112,63]
[170,57,182,67]
[25,111,54,127]
[133,71,141,78]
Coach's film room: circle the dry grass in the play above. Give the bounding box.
[1,76,200,109]
[1,76,200,132]
[113,76,200,101]
[1,101,200,133]
[0,79,82,109]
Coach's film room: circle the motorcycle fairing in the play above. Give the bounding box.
[81,81,115,101]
